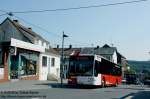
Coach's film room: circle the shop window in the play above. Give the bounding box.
[42,56,47,67]
[19,51,38,76]
[51,58,55,67]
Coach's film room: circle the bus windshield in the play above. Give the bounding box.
[69,56,94,76]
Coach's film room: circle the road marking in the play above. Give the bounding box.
[125,95,133,99]
[116,91,118,97]
[122,90,124,96]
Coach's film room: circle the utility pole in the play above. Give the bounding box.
[61,31,68,86]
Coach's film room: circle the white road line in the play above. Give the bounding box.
[125,95,133,99]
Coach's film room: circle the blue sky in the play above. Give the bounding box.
[0,0,150,61]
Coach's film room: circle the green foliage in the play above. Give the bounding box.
[127,60,150,73]
[127,60,150,79]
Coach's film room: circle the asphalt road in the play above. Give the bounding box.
[0,84,150,99]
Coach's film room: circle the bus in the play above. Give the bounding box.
[68,54,122,87]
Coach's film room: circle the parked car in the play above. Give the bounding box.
[125,74,138,84]
[144,79,150,85]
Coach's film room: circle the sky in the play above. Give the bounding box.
[0,0,150,61]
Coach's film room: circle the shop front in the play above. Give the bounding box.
[9,48,39,80]
[0,38,45,82]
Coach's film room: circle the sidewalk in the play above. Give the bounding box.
[0,79,68,91]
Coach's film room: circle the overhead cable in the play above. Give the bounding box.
[10,0,147,14]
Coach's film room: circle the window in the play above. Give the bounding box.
[19,51,38,76]
[38,40,42,46]
[104,55,111,60]
[69,56,94,76]
[42,56,47,67]
[51,58,55,67]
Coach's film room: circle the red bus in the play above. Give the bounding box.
[68,54,122,87]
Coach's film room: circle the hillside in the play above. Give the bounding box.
[127,60,150,73]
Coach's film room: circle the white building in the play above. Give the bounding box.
[39,49,60,80]
[0,18,60,82]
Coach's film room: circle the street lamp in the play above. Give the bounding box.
[61,31,68,86]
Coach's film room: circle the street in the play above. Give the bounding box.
[0,80,150,99]
[31,84,150,99]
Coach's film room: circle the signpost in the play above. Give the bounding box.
[60,31,68,86]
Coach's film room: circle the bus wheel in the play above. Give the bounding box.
[115,80,118,87]
[101,79,105,88]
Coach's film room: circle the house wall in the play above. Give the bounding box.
[49,56,60,80]
[112,51,117,64]
[43,42,47,48]
[36,39,49,49]
[0,27,3,41]
[39,53,60,80]
[38,40,42,46]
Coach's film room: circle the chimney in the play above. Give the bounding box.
[57,45,59,48]
[96,45,100,49]
[69,45,72,49]
[13,20,19,23]
[28,27,32,30]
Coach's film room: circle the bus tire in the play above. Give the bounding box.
[101,78,105,88]
[115,80,118,87]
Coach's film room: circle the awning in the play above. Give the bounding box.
[11,38,45,52]
[20,53,38,61]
